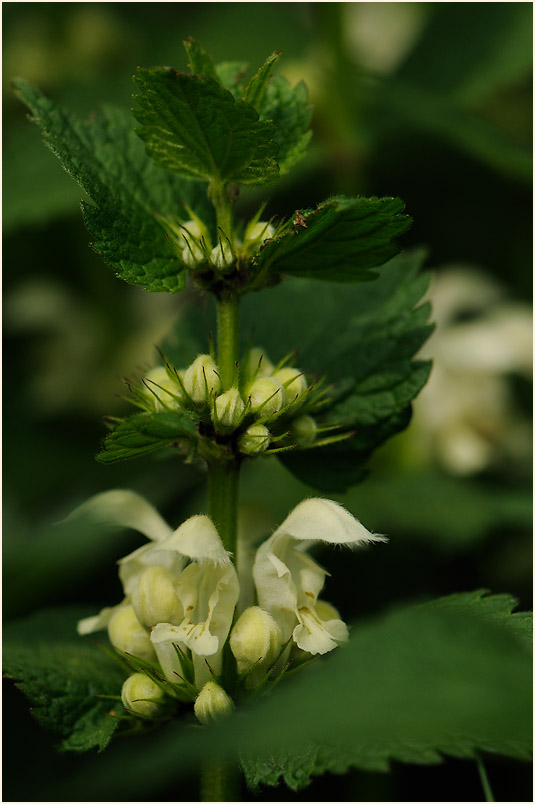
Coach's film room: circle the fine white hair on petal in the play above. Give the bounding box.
[273,498,387,546]
[61,489,173,543]
[158,514,231,565]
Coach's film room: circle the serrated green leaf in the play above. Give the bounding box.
[242,51,281,111]
[97,410,199,464]
[13,81,211,292]
[256,249,431,491]
[238,592,532,790]
[255,195,411,282]
[427,589,533,649]
[183,37,219,82]
[133,68,279,186]
[281,408,415,492]
[29,593,532,797]
[215,61,249,99]
[257,75,312,174]
[3,608,126,753]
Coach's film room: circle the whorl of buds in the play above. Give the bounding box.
[183,354,221,403]
[194,681,234,725]
[108,605,156,662]
[238,423,270,454]
[121,673,168,719]
[132,565,183,629]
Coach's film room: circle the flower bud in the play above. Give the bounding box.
[238,423,270,455]
[272,367,307,405]
[243,347,274,381]
[143,366,184,411]
[121,673,168,718]
[108,605,156,661]
[244,221,275,245]
[132,565,183,629]
[210,241,233,269]
[194,681,234,725]
[213,388,245,430]
[290,415,318,447]
[246,377,283,417]
[184,354,221,403]
[230,606,282,685]
[180,220,206,267]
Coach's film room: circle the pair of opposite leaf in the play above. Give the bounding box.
[13,39,410,296]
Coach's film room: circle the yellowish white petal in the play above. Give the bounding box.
[62,489,173,542]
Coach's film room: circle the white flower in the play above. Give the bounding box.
[71,490,180,635]
[150,515,239,688]
[73,494,238,689]
[253,498,386,655]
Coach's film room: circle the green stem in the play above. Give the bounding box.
[207,293,241,555]
[207,458,239,555]
[217,295,239,391]
[209,178,233,239]
[476,755,495,802]
[201,758,240,801]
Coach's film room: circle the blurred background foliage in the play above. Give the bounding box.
[3,3,532,801]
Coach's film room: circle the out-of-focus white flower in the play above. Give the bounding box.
[253,498,386,655]
[413,268,532,474]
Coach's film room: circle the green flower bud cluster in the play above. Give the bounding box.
[133,346,320,459]
[159,216,275,274]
